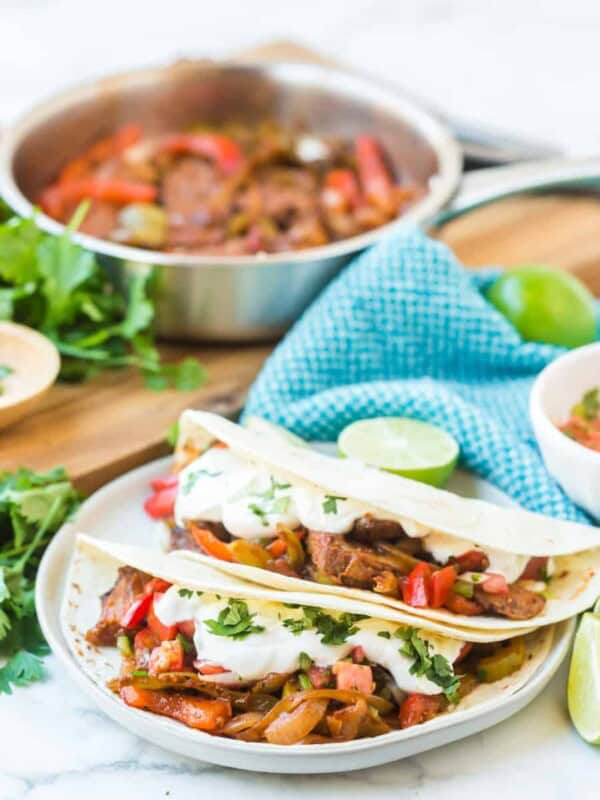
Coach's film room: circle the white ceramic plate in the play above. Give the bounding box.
[36,456,574,774]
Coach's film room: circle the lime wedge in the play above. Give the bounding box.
[244,416,309,449]
[568,610,600,744]
[337,417,459,487]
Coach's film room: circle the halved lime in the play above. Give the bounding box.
[244,416,309,449]
[337,417,459,487]
[567,610,600,744]
[486,266,597,348]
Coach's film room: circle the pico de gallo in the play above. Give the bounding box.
[38,121,418,255]
[143,441,553,623]
[558,388,600,452]
[86,566,528,742]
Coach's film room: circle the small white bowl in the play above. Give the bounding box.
[530,342,600,520]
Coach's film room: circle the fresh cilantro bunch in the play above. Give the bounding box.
[0,203,206,389]
[0,466,80,693]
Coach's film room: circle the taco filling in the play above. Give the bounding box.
[148,442,550,622]
[87,564,530,742]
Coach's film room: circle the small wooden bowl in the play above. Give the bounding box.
[0,321,60,430]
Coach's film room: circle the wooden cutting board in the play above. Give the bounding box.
[4,41,600,492]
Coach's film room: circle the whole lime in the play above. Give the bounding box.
[486,266,597,348]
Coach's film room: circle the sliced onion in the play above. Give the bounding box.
[221,712,264,736]
[264,699,329,745]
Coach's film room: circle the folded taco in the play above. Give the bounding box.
[64,534,553,744]
[147,411,600,632]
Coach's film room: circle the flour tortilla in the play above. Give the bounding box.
[177,410,600,556]
[173,411,600,631]
[62,534,554,733]
[68,534,528,643]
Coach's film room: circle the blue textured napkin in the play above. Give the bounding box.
[243,227,589,523]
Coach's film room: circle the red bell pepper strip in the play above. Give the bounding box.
[120,592,153,629]
[150,474,179,492]
[481,573,510,595]
[58,123,143,184]
[147,593,178,641]
[120,685,232,731]
[399,693,444,729]
[194,662,229,675]
[190,524,234,562]
[266,537,287,558]
[429,565,457,608]
[402,562,432,608]
[143,485,178,519]
[323,168,361,210]
[157,133,244,174]
[143,578,172,596]
[39,178,157,219]
[355,135,395,209]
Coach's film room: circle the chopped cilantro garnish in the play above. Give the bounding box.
[248,503,269,526]
[182,469,223,495]
[377,630,391,639]
[282,606,366,645]
[204,598,265,640]
[322,495,347,514]
[396,627,460,702]
[0,365,13,395]
[177,588,193,598]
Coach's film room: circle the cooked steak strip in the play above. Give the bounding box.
[86,566,150,646]
[473,584,546,621]
[351,516,407,544]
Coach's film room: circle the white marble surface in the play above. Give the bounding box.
[0,656,596,799]
[1,0,600,795]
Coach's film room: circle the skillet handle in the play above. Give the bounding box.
[430,157,600,227]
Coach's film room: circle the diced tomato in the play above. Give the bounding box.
[429,565,457,608]
[150,474,179,492]
[190,524,234,562]
[355,135,394,209]
[308,666,332,689]
[157,133,244,174]
[143,578,171,595]
[120,593,153,629]
[444,591,482,616]
[194,662,229,675]
[120,686,232,731]
[147,593,177,641]
[519,557,549,581]
[351,645,366,664]
[453,549,489,573]
[481,573,509,595]
[266,537,287,558]
[402,562,432,608]
[332,662,374,694]
[399,693,444,729]
[134,626,159,652]
[148,639,184,675]
[453,642,473,664]
[177,620,196,640]
[144,485,178,519]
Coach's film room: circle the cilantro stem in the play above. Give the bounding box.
[11,496,61,574]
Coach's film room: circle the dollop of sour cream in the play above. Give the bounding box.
[174,446,537,583]
[154,587,463,692]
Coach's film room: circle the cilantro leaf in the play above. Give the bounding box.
[204,599,265,640]
[144,357,207,392]
[0,650,46,694]
[396,627,460,702]
[322,495,346,514]
[282,607,366,645]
